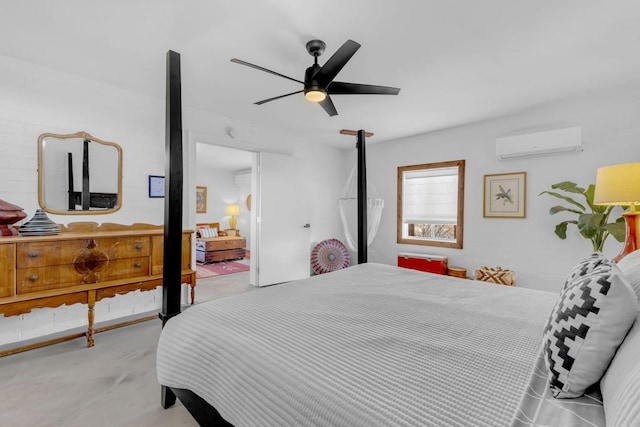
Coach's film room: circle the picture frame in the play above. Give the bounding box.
[483,172,526,218]
[148,175,165,198]
[196,186,207,213]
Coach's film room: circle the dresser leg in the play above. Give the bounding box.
[87,290,96,347]
[189,272,196,304]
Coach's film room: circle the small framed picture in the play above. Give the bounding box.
[196,186,207,213]
[483,172,526,218]
[148,175,165,198]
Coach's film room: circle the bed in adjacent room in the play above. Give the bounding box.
[157,255,640,426]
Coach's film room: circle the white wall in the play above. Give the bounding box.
[0,54,347,347]
[367,80,640,292]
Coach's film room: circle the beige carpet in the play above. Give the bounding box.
[0,274,256,427]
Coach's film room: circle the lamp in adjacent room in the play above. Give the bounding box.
[225,204,240,230]
[594,162,640,262]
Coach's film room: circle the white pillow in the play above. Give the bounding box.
[199,227,218,238]
[543,260,638,398]
[616,250,640,303]
[600,311,640,426]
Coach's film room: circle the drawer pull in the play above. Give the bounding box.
[29,274,39,281]
[134,262,142,268]
[28,252,39,258]
[135,244,143,250]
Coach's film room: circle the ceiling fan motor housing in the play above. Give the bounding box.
[304,64,325,98]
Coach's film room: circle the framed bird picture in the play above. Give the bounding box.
[483,172,526,218]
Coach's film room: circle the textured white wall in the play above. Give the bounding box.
[366,81,640,292]
[0,55,348,347]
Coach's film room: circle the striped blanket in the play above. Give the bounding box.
[157,263,603,426]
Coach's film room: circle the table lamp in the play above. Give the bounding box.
[225,204,240,230]
[594,162,640,262]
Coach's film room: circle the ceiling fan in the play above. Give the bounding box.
[230,39,400,117]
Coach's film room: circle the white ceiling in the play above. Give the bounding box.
[196,142,252,172]
[2,1,640,148]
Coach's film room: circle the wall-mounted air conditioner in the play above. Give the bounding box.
[496,126,583,160]
[234,171,251,186]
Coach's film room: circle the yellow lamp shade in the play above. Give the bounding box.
[594,162,640,208]
[225,204,240,216]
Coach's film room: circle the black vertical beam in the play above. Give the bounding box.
[160,49,183,323]
[68,153,74,211]
[160,50,183,409]
[357,129,367,263]
[82,140,90,210]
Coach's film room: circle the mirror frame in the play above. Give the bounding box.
[37,131,123,215]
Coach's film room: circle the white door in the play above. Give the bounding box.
[251,152,311,286]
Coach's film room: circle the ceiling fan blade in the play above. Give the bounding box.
[255,90,304,105]
[328,81,401,96]
[230,58,304,85]
[319,95,338,117]
[313,40,361,87]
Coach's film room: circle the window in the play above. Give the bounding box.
[397,160,465,248]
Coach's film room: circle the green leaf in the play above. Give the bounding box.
[554,221,574,239]
[577,213,604,238]
[549,205,583,215]
[584,184,607,213]
[539,190,586,211]
[551,181,587,194]
[605,221,627,242]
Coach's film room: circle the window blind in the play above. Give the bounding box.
[403,167,458,224]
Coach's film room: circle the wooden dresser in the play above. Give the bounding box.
[0,222,195,349]
[196,236,246,263]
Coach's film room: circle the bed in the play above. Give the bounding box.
[157,256,640,426]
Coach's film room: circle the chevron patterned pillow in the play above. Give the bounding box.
[543,260,637,398]
[474,266,515,285]
[562,252,607,292]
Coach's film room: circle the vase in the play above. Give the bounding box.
[18,208,61,236]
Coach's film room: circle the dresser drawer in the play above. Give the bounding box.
[17,257,150,294]
[17,237,151,268]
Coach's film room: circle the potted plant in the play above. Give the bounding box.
[539,181,626,252]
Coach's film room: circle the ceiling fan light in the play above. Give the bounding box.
[304,89,326,103]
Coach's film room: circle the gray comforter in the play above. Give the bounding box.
[157,263,580,426]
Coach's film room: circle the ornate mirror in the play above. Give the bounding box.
[38,131,123,215]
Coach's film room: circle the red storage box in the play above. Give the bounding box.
[398,252,448,275]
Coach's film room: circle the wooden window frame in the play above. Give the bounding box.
[397,160,465,249]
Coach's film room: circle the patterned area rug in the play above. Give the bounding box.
[196,260,250,279]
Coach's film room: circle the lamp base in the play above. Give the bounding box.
[613,211,639,263]
[228,216,237,230]
[0,225,18,236]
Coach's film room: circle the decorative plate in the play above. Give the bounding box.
[311,238,351,275]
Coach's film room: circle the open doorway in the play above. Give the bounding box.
[194,142,254,302]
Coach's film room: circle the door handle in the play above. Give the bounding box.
[303,224,311,228]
